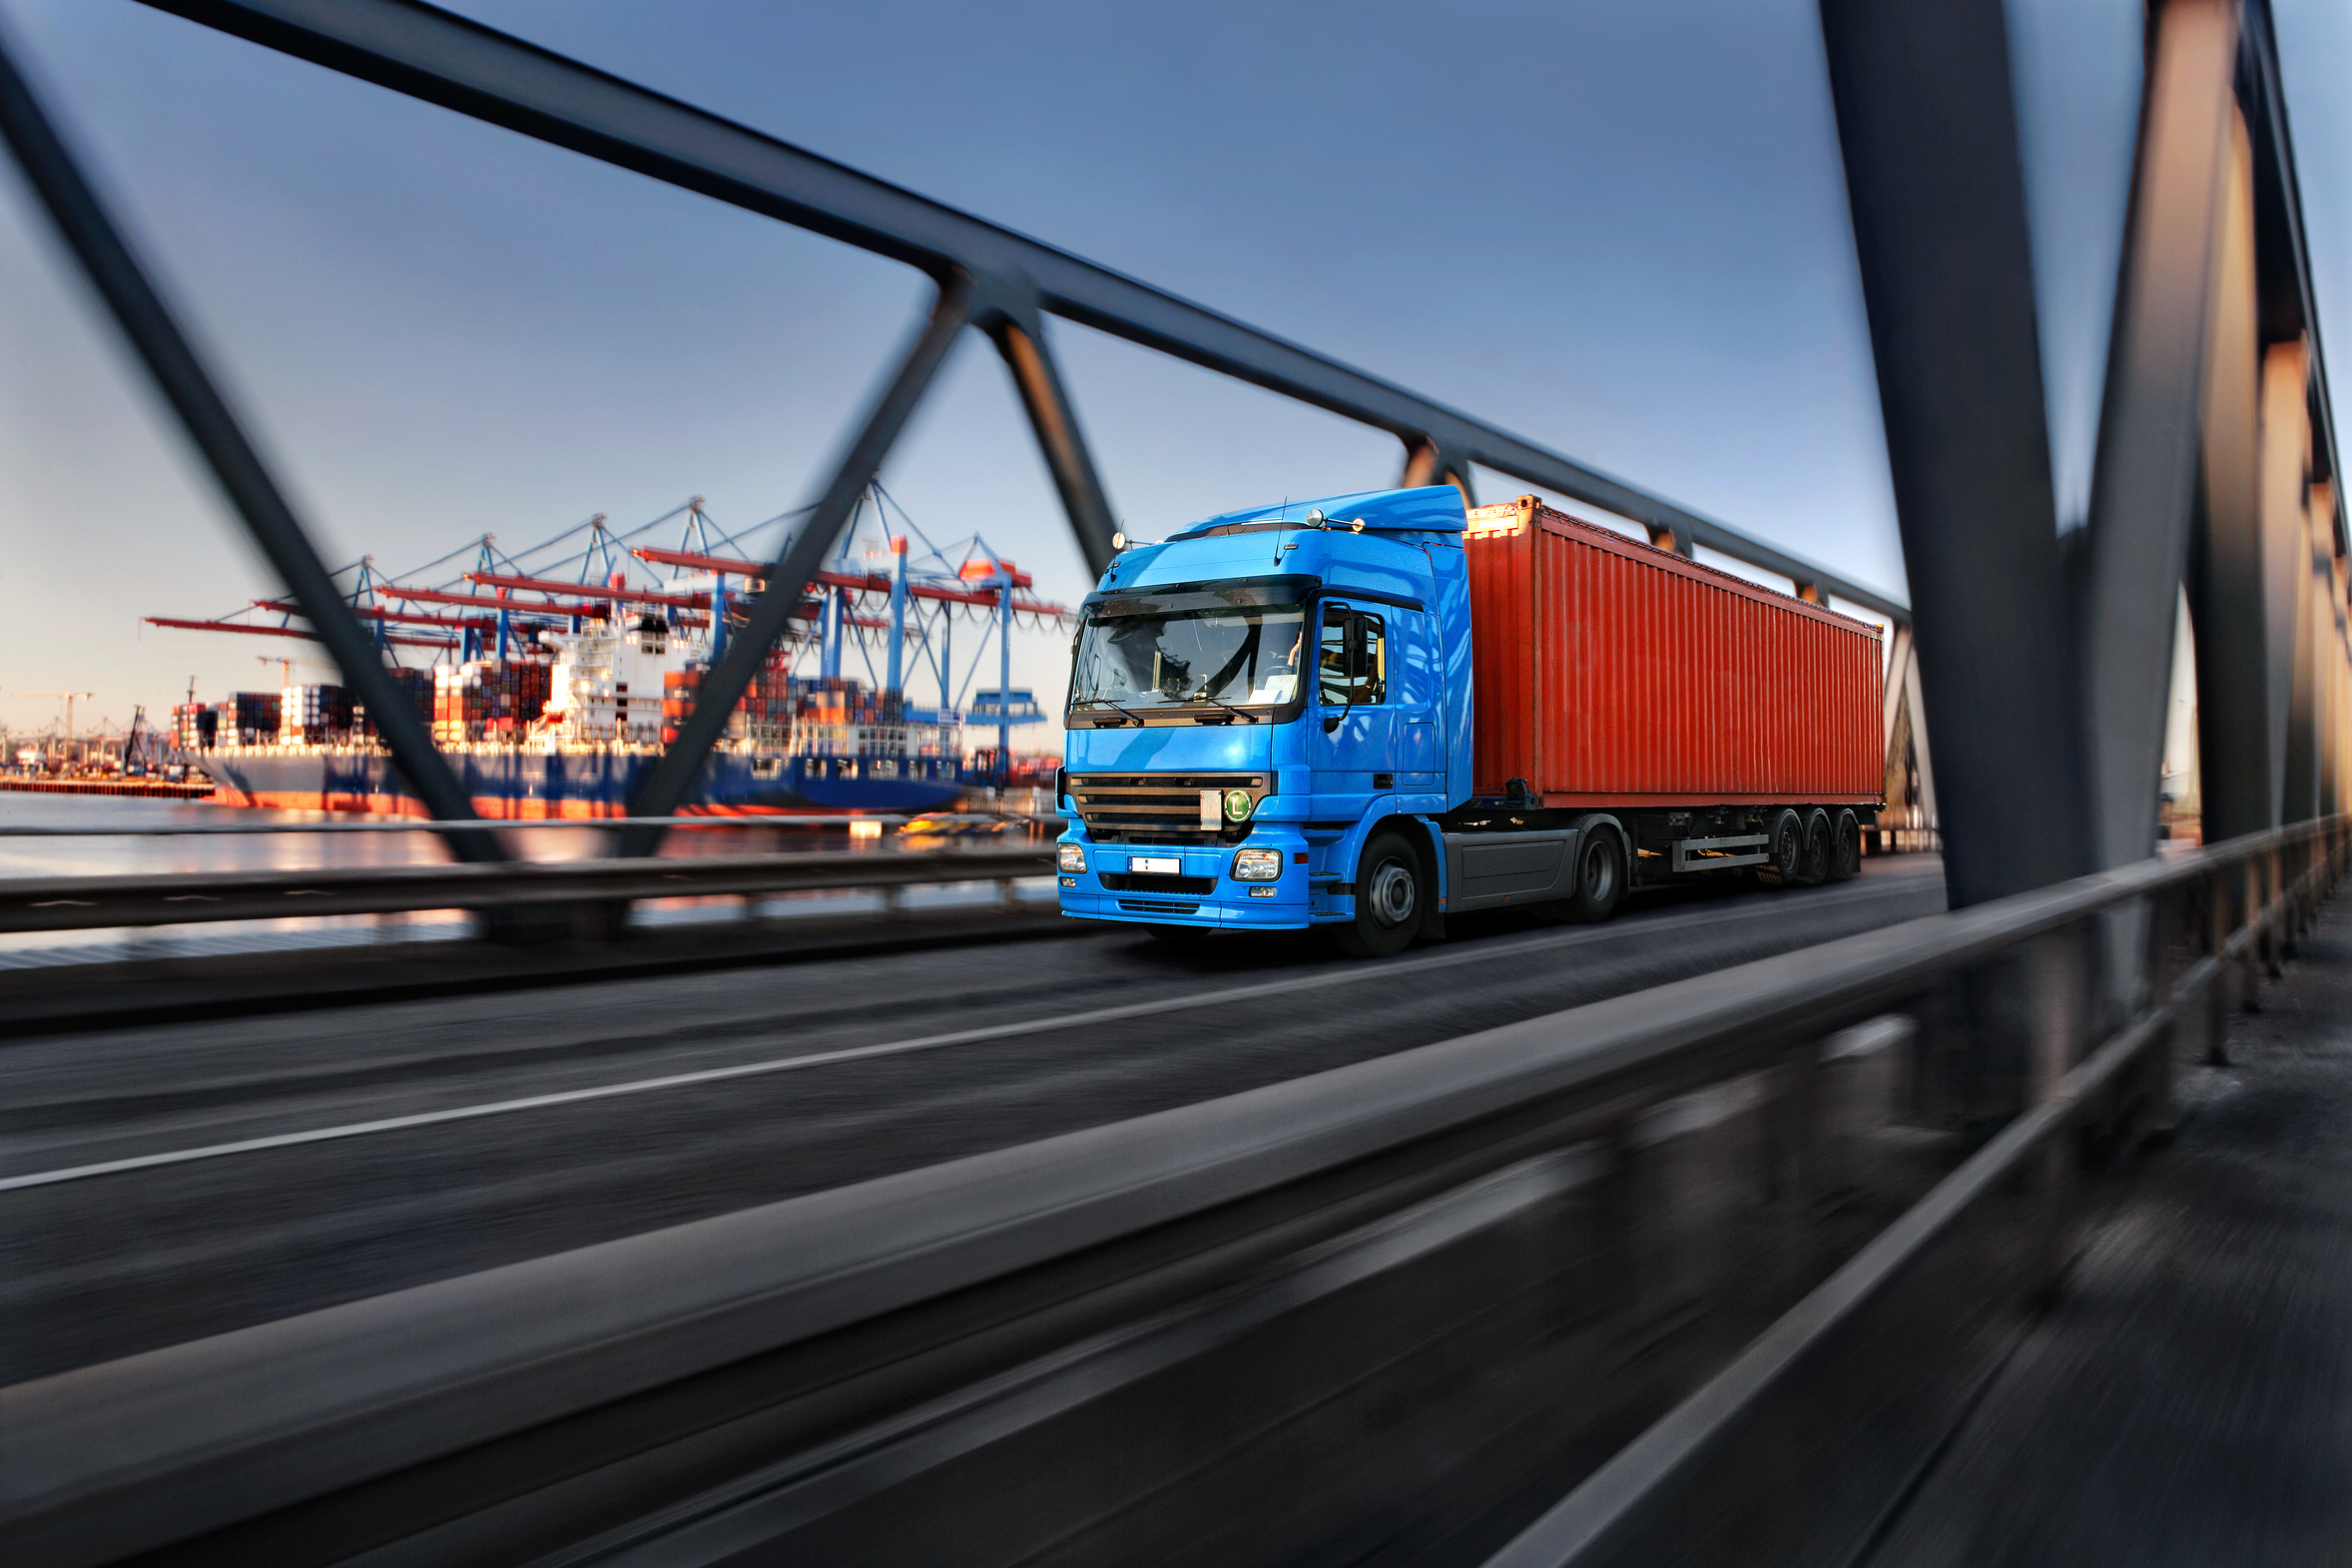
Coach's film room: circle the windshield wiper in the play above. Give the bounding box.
[1074,698,1145,726]
[1187,692,1260,724]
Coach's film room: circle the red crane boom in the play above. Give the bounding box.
[629,546,1068,617]
[145,617,456,649]
[463,570,709,610]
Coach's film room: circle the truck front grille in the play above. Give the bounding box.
[1098,872,1219,895]
[1069,774,1270,844]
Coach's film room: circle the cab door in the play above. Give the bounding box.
[1312,602,1397,812]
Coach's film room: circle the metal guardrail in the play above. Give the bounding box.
[1485,822,2345,1566]
[0,846,1054,933]
[2,818,2337,1565]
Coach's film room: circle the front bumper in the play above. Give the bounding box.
[1057,831,1313,929]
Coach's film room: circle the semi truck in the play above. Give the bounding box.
[1053,486,1885,956]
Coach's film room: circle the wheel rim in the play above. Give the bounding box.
[1365,857,1417,927]
[1584,840,1615,901]
[1777,820,1799,874]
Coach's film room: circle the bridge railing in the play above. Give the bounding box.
[6,815,2337,1567]
[0,842,1057,935]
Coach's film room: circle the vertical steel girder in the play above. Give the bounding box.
[2077,0,2239,872]
[2257,340,2312,819]
[1818,0,2086,908]
[2284,466,2322,819]
[618,274,976,841]
[2274,345,2329,824]
[1400,440,1477,512]
[2190,129,2274,844]
[0,22,503,862]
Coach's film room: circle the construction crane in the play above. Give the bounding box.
[257,655,335,688]
[11,691,93,751]
[9,691,94,770]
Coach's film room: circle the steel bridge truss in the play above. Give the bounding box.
[0,0,1910,865]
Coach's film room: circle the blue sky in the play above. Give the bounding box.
[0,0,2345,740]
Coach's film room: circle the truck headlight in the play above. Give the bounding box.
[1231,846,1283,881]
[1222,788,1254,821]
[1056,842,1088,874]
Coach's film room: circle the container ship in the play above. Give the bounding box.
[154,492,1064,817]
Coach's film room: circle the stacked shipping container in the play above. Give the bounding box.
[279,684,353,745]
[659,667,907,751]
[208,692,282,746]
[432,660,552,745]
[171,703,217,750]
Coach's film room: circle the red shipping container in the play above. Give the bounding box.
[1465,497,1883,807]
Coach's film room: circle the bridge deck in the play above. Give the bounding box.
[1871,901,2352,1567]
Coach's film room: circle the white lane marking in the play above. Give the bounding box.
[0,881,1934,1193]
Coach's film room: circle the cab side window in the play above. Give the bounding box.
[1318,608,1386,706]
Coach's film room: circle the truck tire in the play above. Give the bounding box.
[1557,826,1624,923]
[1333,830,1425,958]
[1758,807,1804,885]
[1795,808,1832,885]
[1826,809,1862,881]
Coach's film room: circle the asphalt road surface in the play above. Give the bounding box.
[0,859,1944,1385]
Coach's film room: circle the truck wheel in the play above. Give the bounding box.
[1759,808,1804,885]
[1558,826,1624,923]
[1795,808,1832,885]
[1826,810,1862,881]
[1333,830,1424,958]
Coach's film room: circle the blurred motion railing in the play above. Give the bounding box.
[4,817,2338,1567]
[0,843,1056,935]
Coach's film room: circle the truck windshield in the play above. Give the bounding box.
[1069,603,1307,714]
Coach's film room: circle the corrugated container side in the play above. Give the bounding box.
[1468,503,1882,805]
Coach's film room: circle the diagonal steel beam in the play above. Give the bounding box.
[138,0,1908,623]
[616,275,976,850]
[985,292,1119,580]
[0,20,501,862]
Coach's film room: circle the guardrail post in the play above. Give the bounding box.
[2139,888,2185,1142]
[2239,858,2266,1010]
[2257,841,2276,973]
[2027,923,2088,1300]
[2201,865,2235,1060]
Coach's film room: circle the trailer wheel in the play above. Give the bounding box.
[1826,810,1862,881]
[1759,808,1804,885]
[1333,830,1424,958]
[1557,826,1624,923]
[1795,808,1832,885]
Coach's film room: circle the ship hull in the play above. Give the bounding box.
[194,748,965,817]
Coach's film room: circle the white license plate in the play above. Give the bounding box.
[1128,855,1181,875]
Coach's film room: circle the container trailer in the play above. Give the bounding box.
[1054,486,1885,955]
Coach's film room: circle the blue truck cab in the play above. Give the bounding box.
[1055,485,1514,956]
